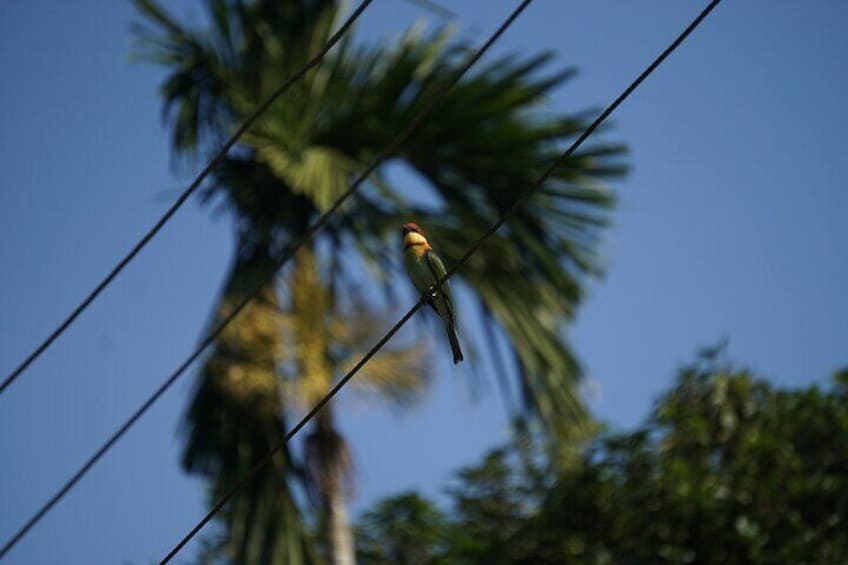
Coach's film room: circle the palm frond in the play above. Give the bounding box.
[182,244,319,564]
[136,0,629,558]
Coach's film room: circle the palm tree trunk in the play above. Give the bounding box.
[293,247,357,565]
[323,432,356,565]
[310,410,356,565]
[307,412,356,565]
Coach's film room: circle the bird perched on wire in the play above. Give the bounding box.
[402,222,464,364]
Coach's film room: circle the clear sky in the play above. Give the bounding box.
[1,1,846,563]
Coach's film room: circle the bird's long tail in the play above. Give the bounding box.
[445,321,464,364]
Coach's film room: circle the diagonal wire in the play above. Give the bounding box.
[0,0,535,560]
[0,0,375,398]
[159,301,425,564]
[158,1,722,562]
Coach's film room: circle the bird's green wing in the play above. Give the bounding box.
[425,250,456,321]
[424,250,448,281]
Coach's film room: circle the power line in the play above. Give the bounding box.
[0,0,374,398]
[158,1,722,562]
[160,301,425,564]
[0,0,535,559]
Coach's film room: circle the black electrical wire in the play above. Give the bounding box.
[158,1,722,562]
[0,0,535,559]
[0,0,374,398]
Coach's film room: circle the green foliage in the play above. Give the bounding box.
[181,249,322,565]
[357,356,848,564]
[443,450,530,563]
[356,493,448,565]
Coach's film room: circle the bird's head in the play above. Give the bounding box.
[402,222,429,249]
[402,222,424,235]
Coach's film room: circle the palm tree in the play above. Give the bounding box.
[133,1,627,563]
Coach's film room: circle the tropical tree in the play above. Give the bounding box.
[356,353,848,564]
[133,0,626,563]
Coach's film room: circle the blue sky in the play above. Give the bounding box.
[1,1,846,563]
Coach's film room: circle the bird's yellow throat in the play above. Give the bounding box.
[403,232,430,257]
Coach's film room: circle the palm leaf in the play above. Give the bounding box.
[135,0,629,560]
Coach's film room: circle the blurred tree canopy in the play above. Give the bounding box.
[357,354,848,564]
[133,0,626,562]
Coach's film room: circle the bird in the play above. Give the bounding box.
[402,222,464,364]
